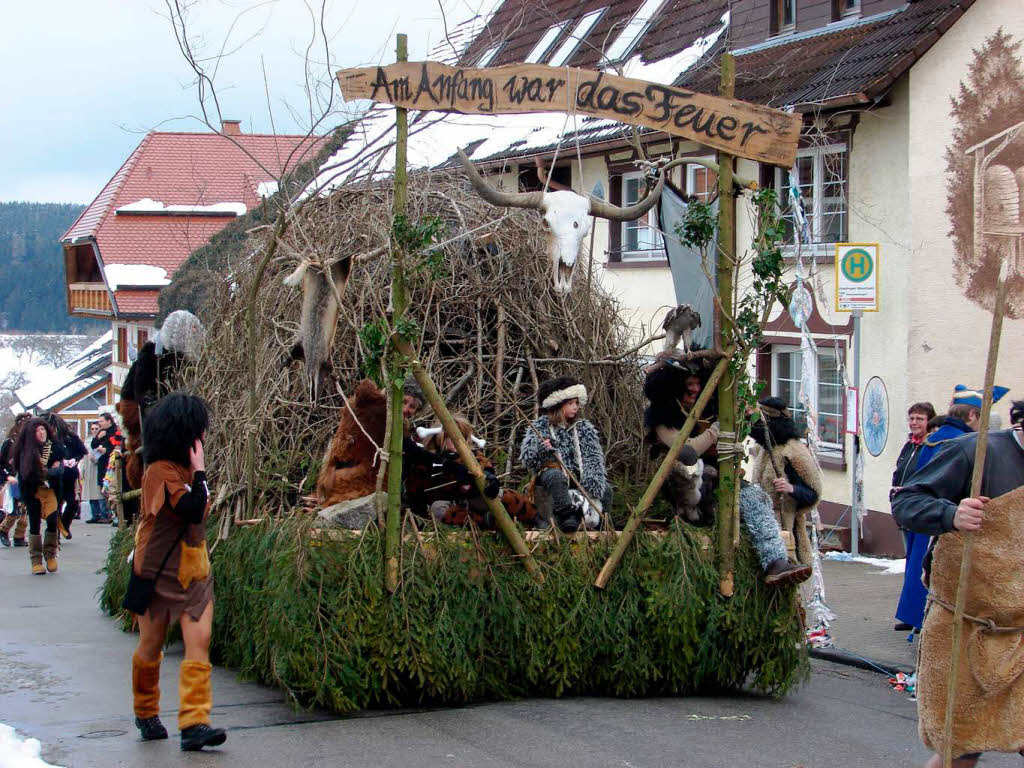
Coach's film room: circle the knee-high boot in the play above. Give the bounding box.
[132,652,162,720]
[43,531,59,573]
[13,513,27,544]
[28,534,44,575]
[178,660,213,731]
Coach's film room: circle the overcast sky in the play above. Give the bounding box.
[0,0,493,204]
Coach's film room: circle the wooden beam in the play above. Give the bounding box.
[336,61,801,167]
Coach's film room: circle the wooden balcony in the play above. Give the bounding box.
[69,283,112,315]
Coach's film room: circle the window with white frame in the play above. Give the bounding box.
[525,23,569,64]
[773,0,796,33]
[686,159,717,202]
[775,143,848,249]
[549,9,605,67]
[840,0,861,17]
[602,0,667,63]
[771,344,844,451]
[620,172,664,260]
[476,44,502,67]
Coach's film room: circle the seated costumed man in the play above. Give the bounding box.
[409,416,542,529]
[518,377,609,532]
[892,393,1023,768]
[748,397,821,578]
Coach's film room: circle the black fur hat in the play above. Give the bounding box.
[537,376,588,412]
[750,396,803,448]
[142,392,209,468]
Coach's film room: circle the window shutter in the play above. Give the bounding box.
[608,173,622,262]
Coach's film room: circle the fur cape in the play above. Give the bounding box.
[917,484,1024,757]
[315,379,388,507]
[518,416,607,503]
[753,439,821,565]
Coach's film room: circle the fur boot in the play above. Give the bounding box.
[178,660,213,731]
[43,530,59,573]
[132,652,162,720]
[28,534,44,575]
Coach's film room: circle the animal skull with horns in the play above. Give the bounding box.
[457,148,666,295]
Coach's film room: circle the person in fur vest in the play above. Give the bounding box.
[518,377,609,531]
[891,396,1024,767]
[749,397,822,566]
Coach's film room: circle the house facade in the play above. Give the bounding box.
[432,0,1020,555]
[60,121,323,395]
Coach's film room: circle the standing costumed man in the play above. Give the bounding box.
[749,397,822,567]
[892,394,1023,767]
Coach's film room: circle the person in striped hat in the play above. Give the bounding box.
[915,385,1009,471]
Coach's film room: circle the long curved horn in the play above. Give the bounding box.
[456,148,544,210]
[588,171,665,221]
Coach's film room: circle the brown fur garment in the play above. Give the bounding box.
[754,440,822,564]
[918,485,1024,757]
[315,379,388,507]
[117,399,144,489]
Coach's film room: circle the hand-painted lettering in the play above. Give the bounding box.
[740,121,770,147]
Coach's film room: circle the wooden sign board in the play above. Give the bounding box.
[337,61,801,167]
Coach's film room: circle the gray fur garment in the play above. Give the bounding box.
[519,416,607,502]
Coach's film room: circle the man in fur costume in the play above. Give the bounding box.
[315,379,388,507]
[518,377,609,531]
[892,394,1024,767]
[749,397,822,567]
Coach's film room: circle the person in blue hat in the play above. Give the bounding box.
[894,384,1009,635]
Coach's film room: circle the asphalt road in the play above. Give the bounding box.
[1,523,1021,768]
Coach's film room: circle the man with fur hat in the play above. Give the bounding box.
[519,376,609,531]
[749,397,822,567]
[892,387,1022,767]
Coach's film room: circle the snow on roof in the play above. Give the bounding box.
[313,13,728,195]
[115,198,247,216]
[257,181,279,198]
[104,264,171,290]
[13,332,112,411]
[36,373,107,412]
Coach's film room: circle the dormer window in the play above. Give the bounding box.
[772,0,796,35]
[838,0,861,17]
[602,0,668,64]
[525,22,569,64]
[476,44,502,67]
[549,9,606,67]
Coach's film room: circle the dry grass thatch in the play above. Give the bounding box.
[180,169,658,519]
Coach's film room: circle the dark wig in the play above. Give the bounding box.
[749,408,805,450]
[142,393,209,468]
[13,417,54,481]
[41,412,73,444]
[7,412,31,441]
[1011,400,1024,428]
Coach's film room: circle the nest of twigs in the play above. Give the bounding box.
[181,170,656,518]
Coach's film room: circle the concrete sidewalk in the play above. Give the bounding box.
[816,559,918,674]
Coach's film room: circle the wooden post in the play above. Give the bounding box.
[594,351,733,589]
[715,54,738,598]
[384,33,410,594]
[393,339,544,584]
[941,261,1008,767]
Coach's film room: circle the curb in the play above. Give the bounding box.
[810,646,915,676]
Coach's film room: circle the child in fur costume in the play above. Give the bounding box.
[129,393,226,751]
[12,417,66,574]
[892,392,1024,767]
[749,397,822,568]
[518,377,609,531]
[0,413,31,547]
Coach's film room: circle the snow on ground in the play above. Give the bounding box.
[313,12,729,195]
[0,724,63,768]
[103,263,170,290]
[824,551,906,575]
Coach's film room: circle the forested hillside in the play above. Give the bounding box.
[0,201,105,333]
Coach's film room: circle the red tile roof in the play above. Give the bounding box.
[62,130,326,318]
[113,290,160,316]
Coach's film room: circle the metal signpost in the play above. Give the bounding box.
[836,243,879,557]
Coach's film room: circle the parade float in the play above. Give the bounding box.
[101,44,812,713]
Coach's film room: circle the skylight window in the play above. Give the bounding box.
[477,44,502,66]
[524,22,569,64]
[549,9,606,67]
[602,0,668,64]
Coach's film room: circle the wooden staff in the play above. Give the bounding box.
[941,262,1009,767]
[594,350,733,589]
[393,338,544,584]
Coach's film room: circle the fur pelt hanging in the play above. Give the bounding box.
[315,379,387,507]
[116,400,143,489]
[285,258,353,400]
[917,485,1024,757]
[753,440,820,565]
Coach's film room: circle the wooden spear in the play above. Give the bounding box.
[941,261,1009,768]
[384,33,410,593]
[392,338,544,584]
[594,350,733,589]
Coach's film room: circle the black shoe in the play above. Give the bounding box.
[13,537,27,547]
[0,532,9,547]
[764,558,813,587]
[894,622,913,632]
[135,716,168,741]
[85,518,102,524]
[180,723,227,751]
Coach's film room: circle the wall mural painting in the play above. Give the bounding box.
[862,376,889,458]
[946,29,1024,318]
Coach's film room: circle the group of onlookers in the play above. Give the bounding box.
[0,409,124,573]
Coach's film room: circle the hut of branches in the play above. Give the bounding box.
[100,53,807,714]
